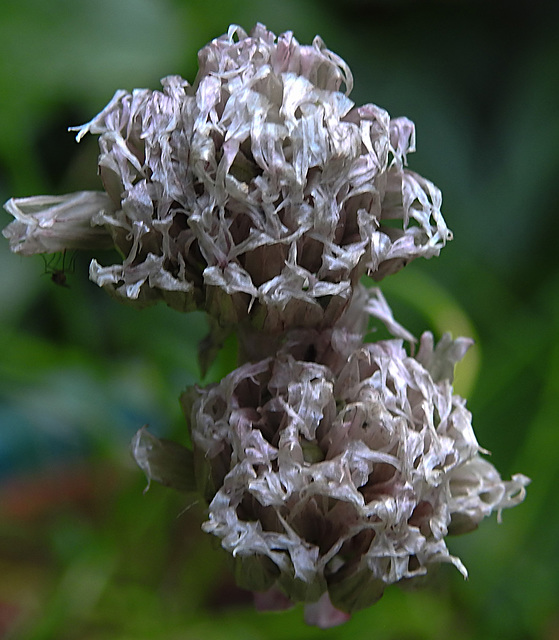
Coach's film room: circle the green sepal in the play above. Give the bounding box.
[276,571,327,604]
[327,565,385,614]
[231,554,280,592]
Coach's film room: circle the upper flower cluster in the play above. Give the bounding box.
[3,24,451,332]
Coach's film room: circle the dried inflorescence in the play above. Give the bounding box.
[180,314,528,614]
[3,24,450,332]
[3,22,528,629]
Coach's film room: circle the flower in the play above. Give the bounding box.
[3,24,451,332]
[180,318,529,614]
[2,192,114,255]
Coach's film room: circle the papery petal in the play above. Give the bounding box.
[365,287,417,343]
[416,331,474,383]
[304,593,351,628]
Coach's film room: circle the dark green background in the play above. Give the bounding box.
[1,1,558,638]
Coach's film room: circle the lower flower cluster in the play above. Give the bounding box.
[177,291,529,617]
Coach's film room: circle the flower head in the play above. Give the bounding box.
[3,24,451,331]
[182,321,528,613]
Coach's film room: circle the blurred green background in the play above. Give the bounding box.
[1,1,558,638]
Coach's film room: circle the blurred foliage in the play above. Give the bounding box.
[0,1,558,638]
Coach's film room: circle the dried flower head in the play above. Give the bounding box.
[181,327,528,613]
[3,24,451,332]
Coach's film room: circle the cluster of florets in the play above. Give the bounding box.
[179,287,528,618]
[4,24,449,333]
[3,24,527,629]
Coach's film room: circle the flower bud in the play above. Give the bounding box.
[3,192,114,255]
[131,426,196,493]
